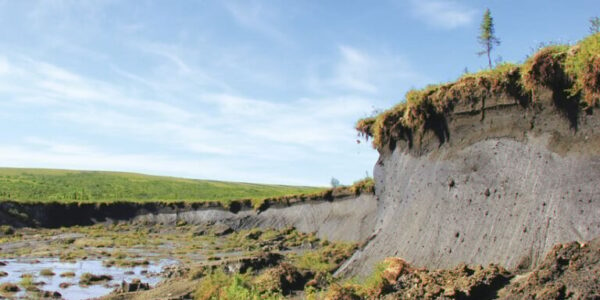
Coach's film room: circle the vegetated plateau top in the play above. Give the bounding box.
[0,168,324,203]
[357,33,600,152]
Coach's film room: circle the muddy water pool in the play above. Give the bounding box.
[0,257,177,299]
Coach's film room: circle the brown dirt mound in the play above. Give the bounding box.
[383,261,512,299]
[499,238,600,299]
[330,237,600,299]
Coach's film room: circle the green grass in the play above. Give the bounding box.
[195,269,283,300]
[0,168,324,204]
[565,33,600,106]
[292,242,357,273]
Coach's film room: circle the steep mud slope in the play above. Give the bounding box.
[340,37,600,276]
[134,193,377,242]
[0,193,376,243]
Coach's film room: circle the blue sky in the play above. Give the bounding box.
[0,0,597,186]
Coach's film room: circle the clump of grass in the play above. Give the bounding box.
[323,283,362,299]
[59,249,88,262]
[521,45,570,99]
[194,269,282,300]
[565,33,600,107]
[349,177,375,195]
[252,263,305,296]
[39,268,55,277]
[324,258,409,298]
[73,238,114,248]
[19,275,36,292]
[59,271,76,278]
[293,242,357,273]
[356,117,376,142]
[104,259,150,268]
[79,273,113,285]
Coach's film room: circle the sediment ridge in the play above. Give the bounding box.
[0,193,377,243]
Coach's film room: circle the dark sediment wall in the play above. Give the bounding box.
[337,88,600,276]
[0,194,377,243]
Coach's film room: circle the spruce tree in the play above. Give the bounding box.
[590,16,600,34]
[478,9,500,69]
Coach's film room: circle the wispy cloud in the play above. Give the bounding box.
[309,45,430,95]
[223,1,289,44]
[0,53,376,185]
[334,46,378,93]
[409,0,476,30]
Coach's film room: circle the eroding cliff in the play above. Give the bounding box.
[340,35,600,277]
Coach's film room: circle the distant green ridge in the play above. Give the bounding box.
[0,168,324,204]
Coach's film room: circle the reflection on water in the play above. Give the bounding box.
[0,258,177,300]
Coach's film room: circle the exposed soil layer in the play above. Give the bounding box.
[339,88,600,277]
[0,194,376,243]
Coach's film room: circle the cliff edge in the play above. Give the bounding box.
[338,34,600,277]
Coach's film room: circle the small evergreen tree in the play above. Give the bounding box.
[590,16,600,33]
[478,9,500,69]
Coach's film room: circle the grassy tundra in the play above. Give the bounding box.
[0,168,324,204]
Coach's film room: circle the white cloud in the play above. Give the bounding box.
[0,54,377,185]
[409,0,476,30]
